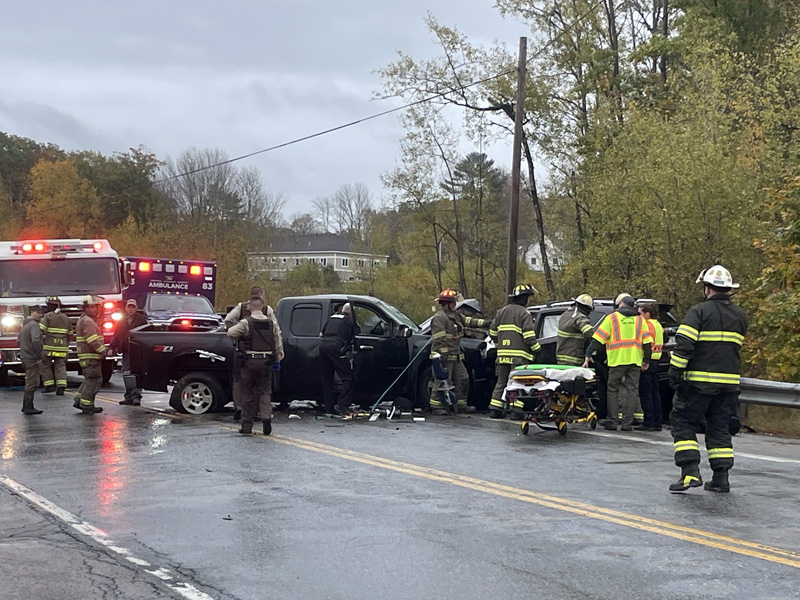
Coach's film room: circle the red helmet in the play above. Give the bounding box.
[438,288,458,303]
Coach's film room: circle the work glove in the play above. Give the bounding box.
[668,368,683,391]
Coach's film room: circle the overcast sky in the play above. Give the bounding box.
[1,1,525,218]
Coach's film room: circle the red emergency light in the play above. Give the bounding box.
[103,302,115,310]
[180,319,191,326]
[93,241,103,251]
[19,242,48,253]
[189,265,201,276]
[138,262,151,272]
[103,321,114,331]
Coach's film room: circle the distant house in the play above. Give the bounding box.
[519,237,566,273]
[246,233,388,281]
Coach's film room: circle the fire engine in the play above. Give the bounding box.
[0,239,130,386]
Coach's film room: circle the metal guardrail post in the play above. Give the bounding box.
[739,377,800,409]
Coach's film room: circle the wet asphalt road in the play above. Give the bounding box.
[1,373,800,600]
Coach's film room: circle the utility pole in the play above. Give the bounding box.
[505,36,527,300]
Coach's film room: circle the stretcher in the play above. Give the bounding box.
[504,364,598,436]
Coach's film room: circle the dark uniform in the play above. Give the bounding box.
[669,293,748,490]
[227,311,284,434]
[319,309,360,415]
[40,301,71,393]
[429,308,489,412]
[18,312,44,414]
[74,305,106,414]
[110,308,148,404]
[488,303,540,413]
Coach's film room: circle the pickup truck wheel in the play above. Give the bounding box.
[416,364,433,409]
[170,373,225,415]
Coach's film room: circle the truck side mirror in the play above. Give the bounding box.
[397,324,412,338]
[121,261,133,288]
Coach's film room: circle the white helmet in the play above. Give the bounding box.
[574,293,593,308]
[696,265,739,289]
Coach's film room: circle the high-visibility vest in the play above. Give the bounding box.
[592,312,652,367]
[646,318,664,361]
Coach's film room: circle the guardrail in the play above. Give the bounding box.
[740,377,800,409]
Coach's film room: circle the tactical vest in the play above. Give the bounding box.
[40,310,71,358]
[238,317,275,354]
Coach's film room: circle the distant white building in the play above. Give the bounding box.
[519,237,566,273]
[246,233,388,281]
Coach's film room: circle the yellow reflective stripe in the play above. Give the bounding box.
[86,334,102,343]
[497,349,534,360]
[528,342,541,352]
[557,330,585,339]
[670,355,689,369]
[39,323,47,331]
[677,324,699,341]
[556,354,584,365]
[522,331,537,339]
[674,440,699,451]
[707,448,734,458]
[432,331,447,340]
[46,327,69,334]
[78,353,102,359]
[489,329,498,337]
[696,331,744,345]
[685,371,740,384]
[76,336,87,342]
[497,324,523,334]
[580,324,593,334]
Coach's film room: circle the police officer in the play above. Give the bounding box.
[668,265,748,493]
[39,296,70,395]
[73,295,107,414]
[319,303,360,416]
[110,299,148,405]
[227,296,284,435]
[225,285,277,421]
[556,294,594,366]
[429,288,490,415]
[488,284,540,419]
[19,305,45,415]
[584,294,652,431]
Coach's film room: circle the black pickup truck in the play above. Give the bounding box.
[127,294,496,414]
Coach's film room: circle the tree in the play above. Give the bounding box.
[289,212,322,234]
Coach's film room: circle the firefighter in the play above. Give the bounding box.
[556,294,594,366]
[668,265,748,493]
[39,296,70,395]
[224,285,277,421]
[73,295,107,414]
[584,293,652,431]
[110,299,148,405]
[227,296,284,435]
[18,305,45,415]
[429,288,490,415]
[456,298,488,339]
[319,303,360,416]
[488,284,540,419]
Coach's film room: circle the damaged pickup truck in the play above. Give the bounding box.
[127,294,496,414]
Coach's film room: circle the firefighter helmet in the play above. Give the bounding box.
[574,293,593,308]
[696,265,739,289]
[46,296,61,306]
[438,288,459,303]
[82,295,103,306]
[508,283,537,298]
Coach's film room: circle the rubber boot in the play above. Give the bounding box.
[704,468,730,493]
[233,408,242,422]
[262,419,272,436]
[43,385,56,393]
[239,421,253,435]
[56,387,65,396]
[669,465,703,492]
[81,404,103,414]
[73,396,81,409]
[21,391,43,415]
[489,409,506,419]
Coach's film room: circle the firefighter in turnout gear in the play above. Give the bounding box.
[668,265,748,493]
[227,296,284,435]
[585,294,652,431]
[39,296,70,395]
[488,284,540,419]
[556,294,594,366]
[18,305,45,415]
[429,288,489,415]
[73,295,107,414]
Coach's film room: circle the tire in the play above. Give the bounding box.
[415,363,433,408]
[101,360,114,384]
[557,420,568,436]
[170,372,227,415]
[590,416,597,430]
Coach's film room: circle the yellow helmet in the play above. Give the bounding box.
[82,295,103,306]
[574,294,593,308]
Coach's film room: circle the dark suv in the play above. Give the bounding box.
[528,298,680,416]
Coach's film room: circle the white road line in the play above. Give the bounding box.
[0,476,215,600]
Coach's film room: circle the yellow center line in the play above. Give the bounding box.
[97,396,800,569]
